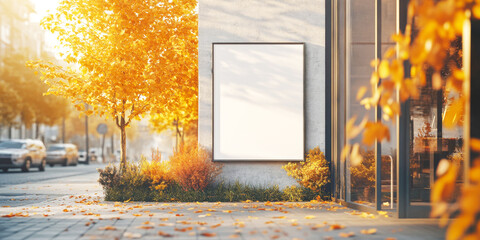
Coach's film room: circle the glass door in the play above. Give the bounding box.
[404,66,464,217]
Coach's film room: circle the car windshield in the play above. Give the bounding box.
[0,141,25,149]
[47,146,65,151]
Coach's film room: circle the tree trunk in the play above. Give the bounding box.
[35,122,40,139]
[111,134,114,154]
[62,117,65,143]
[101,133,105,163]
[120,117,127,171]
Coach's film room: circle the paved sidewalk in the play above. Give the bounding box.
[0,171,446,240]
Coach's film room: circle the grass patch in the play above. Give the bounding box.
[102,180,326,202]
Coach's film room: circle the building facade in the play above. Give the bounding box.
[198,0,326,189]
[199,0,466,218]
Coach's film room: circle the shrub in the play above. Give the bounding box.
[170,142,222,191]
[283,185,304,202]
[350,149,375,190]
[140,149,172,191]
[283,147,330,194]
[98,164,120,189]
[98,161,154,201]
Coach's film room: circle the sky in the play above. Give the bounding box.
[31,0,62,57]
[31,0,59,22]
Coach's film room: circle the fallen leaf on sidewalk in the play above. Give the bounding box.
[123,232,142,239]
[174,227,193,232]
[304,215,316,219]
[330,224,345,230]
[360,228,377,235]
[311,223,326,230]
[159,223,174,227]
[200,232,217,237]
[210,223,221,228]
[177,220,191,225]
[339,232,355,238]
[99,226,117,230]
[132,214,142,217]
[158,231,174,237]
[229,234,240,238]
[136,225,154,230]
[2,212,29,217]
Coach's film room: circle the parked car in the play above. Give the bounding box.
[0,139,47,172]
[78,150,87,164]
[90,148,102,162]
[78,149,99,164]
[46,143,79,167]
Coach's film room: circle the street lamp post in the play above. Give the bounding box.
[85,104,89,165]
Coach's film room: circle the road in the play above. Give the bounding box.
[0,164,103,207]
[0,164,102,187]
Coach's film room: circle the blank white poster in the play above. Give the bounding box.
[213,43,304,161]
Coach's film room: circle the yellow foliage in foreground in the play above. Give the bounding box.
[349,0,480,239]
[283,147,330,193]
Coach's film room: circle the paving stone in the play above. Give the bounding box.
[0,170,448,240]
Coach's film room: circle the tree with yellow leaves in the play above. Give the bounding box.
[149,72,198,148]
[348,0,480,239]
[29,0,198,169]
[1,52,70,137]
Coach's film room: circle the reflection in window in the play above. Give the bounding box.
[409,38,464,204]
[346,0,376,206]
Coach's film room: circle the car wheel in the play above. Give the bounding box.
[71,158,78,166]
[22,159,31,172]
[62,158,68,166]
[2,168,8,173]
[49,164,54,167]
[39,159,46,172]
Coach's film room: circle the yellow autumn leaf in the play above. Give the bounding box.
[339,232,355,238]
[330,224,345,230]
[378,60,390,79]
[99,226,117,231]
[349,143,363,167]
[360,228,377,235]
[356,87,368,101]
[471,138,480,152]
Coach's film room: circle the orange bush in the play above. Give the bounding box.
[170,143,221,191]
[140,149,172,191]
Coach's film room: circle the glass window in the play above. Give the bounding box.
[380,0,397,211]
[346,0,376,206]
[409,38,464,205]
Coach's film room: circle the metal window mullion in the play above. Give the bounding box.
[375,0,382,211]
[397,0,409,218]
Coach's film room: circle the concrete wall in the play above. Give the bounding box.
[198,0,325,189]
